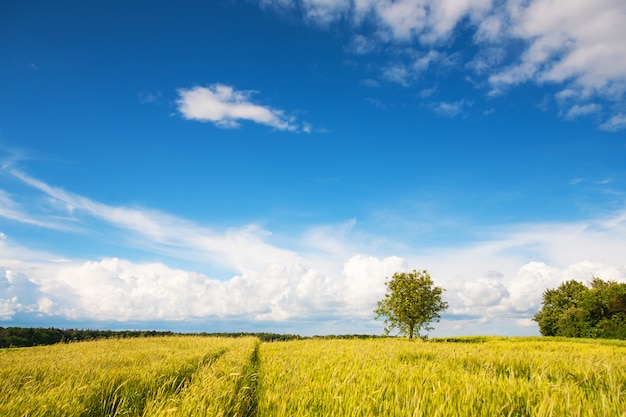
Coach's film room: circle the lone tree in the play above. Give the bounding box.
[374,269,448,340]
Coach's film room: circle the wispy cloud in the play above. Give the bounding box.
[0,189,73,230]
[138,91,161,104]
[565,103,601,119]
[176,84,301,131]
[361,78,380,88]
[381,50,445,86]
[431,100,471,117]
[599,113,626,132]
[8,168,297,273]
[381,63,411,86]
[418,86,437,98]
[346,34,377,55]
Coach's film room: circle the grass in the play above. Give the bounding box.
[1,336,625,416]
[0,336,258,417]
[257,337,626,416]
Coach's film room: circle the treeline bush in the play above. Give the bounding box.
[0,328,308,348]
[534,277,626,339]
[0,327,176,348]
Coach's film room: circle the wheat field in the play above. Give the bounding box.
[1,336,625,416]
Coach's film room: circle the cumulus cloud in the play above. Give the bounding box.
[3,166,626,334]
[31,258,340,322]
[342,254,408,315]
[0,267,41,320]
[492,260,626,316]
[0,255,342,323]
[176,84,300,131]
[458,272,509,307]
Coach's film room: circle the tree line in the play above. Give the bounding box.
[0,328,307,348]
[0,327,179,348]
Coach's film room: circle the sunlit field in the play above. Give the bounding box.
[0,336,259,417]
[2,336,625,416]
[259,337,626,416]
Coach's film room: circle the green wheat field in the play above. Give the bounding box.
[1,336,625,416]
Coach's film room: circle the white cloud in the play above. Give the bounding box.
[258,0,296,11]
[487,0,626,123]
[513,1,626,88]
[466,47,505,75]
[347,34,377,55]
[413,49,442,71]
[301,0,351,25]
[258,0,626,131]
[492,260,626,316]
[375,0,428,41]
[0,189,71,230]
[458,272,509,307]
[418,86,437,98]
[261,0,490,44]
[9,169,297,274]
[380,50,445,86]
[4,167,626,334]
[352,0,492,44]
[0,257,342,323]
[342,254,407,315]
[4,211,626,331]
[176,84,299,131]
[0,267,41,320]
[599,113,626,131]
[565,103,601,119]
[431,100,471,117]
[516,318,536,327]
[382,62,414,85]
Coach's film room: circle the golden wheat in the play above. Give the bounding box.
[2,335,625,416]
[257,337,626,416]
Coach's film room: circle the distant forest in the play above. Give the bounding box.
[0,327,304,348]
[0,327,386,348]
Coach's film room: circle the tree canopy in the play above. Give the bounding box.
[533,277,626,339]
[374,270,448,340]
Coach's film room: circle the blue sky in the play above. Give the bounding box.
[1,0,626,336]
